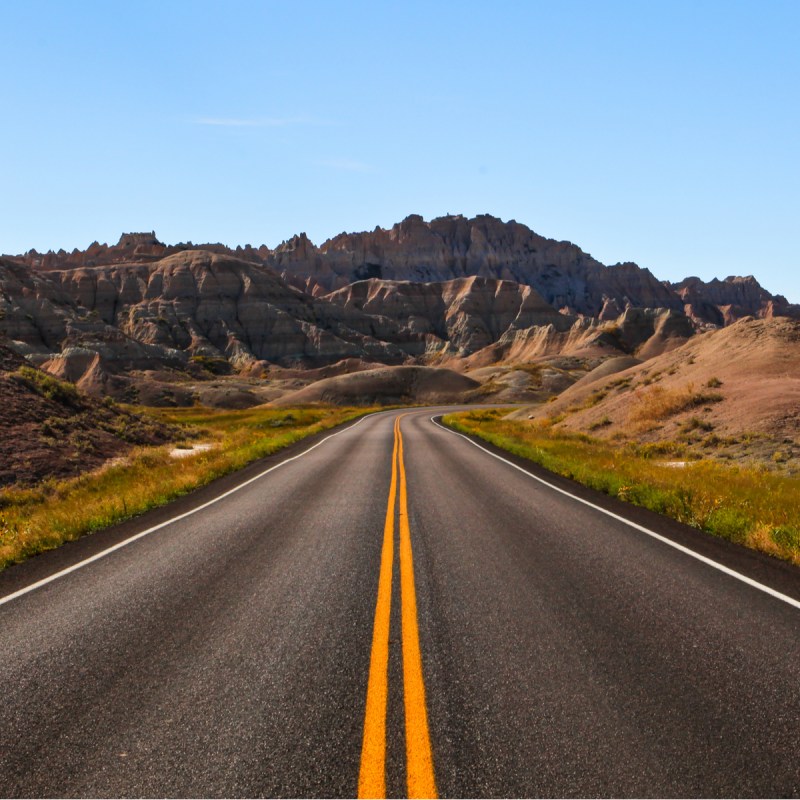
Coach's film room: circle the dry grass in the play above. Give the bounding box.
[0,405,375,570]
[629,383,723,422]
[512,363,544,380]
[444,409,800,566]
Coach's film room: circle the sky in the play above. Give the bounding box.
[1,0,799,300]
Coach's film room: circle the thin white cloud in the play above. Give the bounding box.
[316,158,373,173]
[193,116,329,127]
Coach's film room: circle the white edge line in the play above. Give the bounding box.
[431,415,800,612]
[0,411,386,609]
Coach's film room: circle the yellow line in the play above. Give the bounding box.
[397,418,438,799]
[358,418,399,799]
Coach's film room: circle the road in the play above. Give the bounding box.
[0,408,798,798]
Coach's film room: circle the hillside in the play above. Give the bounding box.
[0,345,176,487]
[517,317,800,468]
[271,365,480,406]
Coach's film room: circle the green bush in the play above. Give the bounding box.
[14,366,80,405]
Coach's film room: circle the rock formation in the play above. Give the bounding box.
[48,250,412,367]
[275,214,686,319]
[2,216,796,406]
[670,275,799,326]
[323,276,573,356]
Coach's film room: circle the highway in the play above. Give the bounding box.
[0,408,798,798]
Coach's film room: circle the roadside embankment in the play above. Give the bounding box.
[443,409,800,565]
[0,405,374,570]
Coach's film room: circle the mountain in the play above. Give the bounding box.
[16,231,270,271]
[323,275,573,355]
[274,214,686,319]
[48,250,408,366]
[13,215,796,327]
[2,215,797,407]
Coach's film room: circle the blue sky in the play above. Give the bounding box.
[2,1,798,300]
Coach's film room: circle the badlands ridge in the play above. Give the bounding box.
[1,214,798,479]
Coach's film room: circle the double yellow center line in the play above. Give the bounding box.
[358,415,437,799]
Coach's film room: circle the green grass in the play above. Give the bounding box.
[443,409,800,565]
[0,405,375,570]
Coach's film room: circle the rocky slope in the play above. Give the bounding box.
[2,247,693,403]
[323,275,573,355]
[517,317,800,468]
[47,250,408,367]
[271,365,480,406]
[1,252,414,401]
[12,215,795,328]
[0,344,176,487]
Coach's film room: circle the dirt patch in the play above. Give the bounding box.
[169,443,215,459]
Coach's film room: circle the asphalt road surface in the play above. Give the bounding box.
[0,408,798,798]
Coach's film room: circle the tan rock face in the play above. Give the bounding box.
[324,276,573,355]
[280,215,687,319]
[526,317,800,466]
[9,248,587,382]
[9,218,796,330]
[50,250,407,368]
[0,257,86,350]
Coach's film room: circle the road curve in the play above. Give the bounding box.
[0,408,798,797]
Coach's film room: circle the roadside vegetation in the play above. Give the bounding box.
[0,405,374,570]
[443,409,800,566]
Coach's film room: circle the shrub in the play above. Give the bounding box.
[14,366,80,405]
[584,390,608,408]
[772,527,800,551]
[189,355,231,375]
[513,363,543,380]
[609,376,633,390]
[629,383,723,422]
[682,417,714,433]
[706,508,751,544]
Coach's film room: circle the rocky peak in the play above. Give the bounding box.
[670,274,799,324]
[274,232,317,258]
[117,231,162,248]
